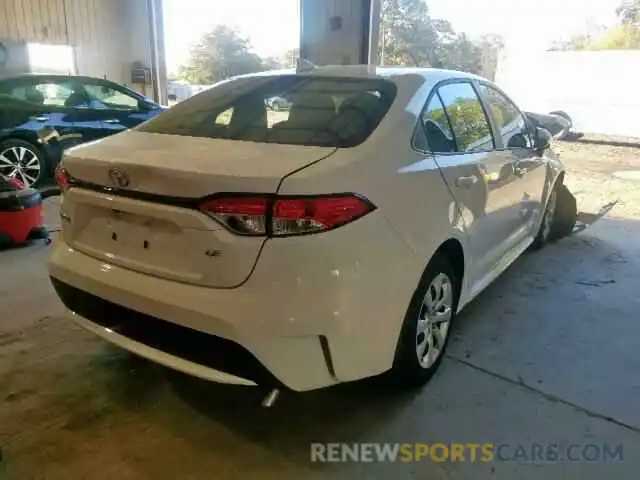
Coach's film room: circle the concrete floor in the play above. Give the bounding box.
[1,140,640,479]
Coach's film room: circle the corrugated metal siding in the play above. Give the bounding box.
[0,0,150,84]
[1,0,68,44]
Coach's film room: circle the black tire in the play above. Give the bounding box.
[0,138,46,188]
[531,181,577,250]
[389,254,459,388]
[549,183,577,241]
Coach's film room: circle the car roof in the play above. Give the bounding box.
[0,73,115,83]
[243,65,486,84]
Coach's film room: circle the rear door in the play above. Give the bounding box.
[421,81,524,285]
[476,83,547,241]
[0,77,80,143]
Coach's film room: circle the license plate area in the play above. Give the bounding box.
[72,206,202,281]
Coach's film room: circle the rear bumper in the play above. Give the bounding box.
[49,240,336,391]
[48,208,422,391]
[51,277,275,386]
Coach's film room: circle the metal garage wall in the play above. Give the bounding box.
[0,0,151,85]
[0,0,69,44]
[63,0,130,83]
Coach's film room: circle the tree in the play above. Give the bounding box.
[591,24,640,48]
[378,0,484,74]
[551,1,640,51]
[262,48,300,70]
[438,33,483,75]
[379,0,446,67]
[179,26,264,84]
[471,34,504,80]
[617,0,640,26]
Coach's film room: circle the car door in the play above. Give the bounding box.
[419,81,524,287]
[476,83,548,241]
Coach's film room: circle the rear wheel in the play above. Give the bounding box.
[390,254,458,387]
[0,139,45,188]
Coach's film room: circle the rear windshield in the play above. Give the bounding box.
[138,75,397,147]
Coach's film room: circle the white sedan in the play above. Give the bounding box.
[49,66,571,394]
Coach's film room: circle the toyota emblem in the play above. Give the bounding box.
[108,168,130,188]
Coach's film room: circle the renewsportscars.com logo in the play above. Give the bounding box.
[310,443,625,463]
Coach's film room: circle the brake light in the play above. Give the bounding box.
[54,166,71,190]
[200,194,375,236]
[199,196,269,235]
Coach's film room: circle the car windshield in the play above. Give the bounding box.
[137,75,397,148]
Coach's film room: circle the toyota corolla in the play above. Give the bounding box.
[48,66,573,395]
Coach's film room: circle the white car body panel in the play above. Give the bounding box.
[49,66,563,391]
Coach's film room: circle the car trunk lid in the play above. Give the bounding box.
[60,131,336,287]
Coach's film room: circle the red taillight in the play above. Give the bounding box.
[272,196,374,235]
[200,196,269,235]
[200,194,375,237]
[54,166,71,190]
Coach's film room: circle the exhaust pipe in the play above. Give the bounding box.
[261,388,280,408]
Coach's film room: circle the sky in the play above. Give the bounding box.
[163,0,300,74]
[163,0,621,73]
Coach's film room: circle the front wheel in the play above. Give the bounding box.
[531,181,577,249]
[0,139,45,187]
[390,254,458,387]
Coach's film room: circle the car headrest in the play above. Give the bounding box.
[287,94,336,125]
[230,96,267,129]
[424,119,455,153]
[64,91,88,108]
[25,88,45,105]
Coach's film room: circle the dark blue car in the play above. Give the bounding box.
[0,74,165,187]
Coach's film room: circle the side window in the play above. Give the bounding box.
[6,80,75,106]
[478,85,532,149]
[419,94,456,153]
[83,82,140,110]
[437,82,494,152]
[215,107,233,125]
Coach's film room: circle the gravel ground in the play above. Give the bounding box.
[1,139,639,479]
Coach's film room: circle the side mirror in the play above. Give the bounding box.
[535,127,552,153]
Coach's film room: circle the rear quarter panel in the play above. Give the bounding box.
[273,78,471,380]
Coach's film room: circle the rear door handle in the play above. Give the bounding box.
[104,118,120,124]
[455,175,479,187]
[29,115,49,122]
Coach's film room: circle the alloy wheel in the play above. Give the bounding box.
[0,145,41,187]
[416,272,453,369]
